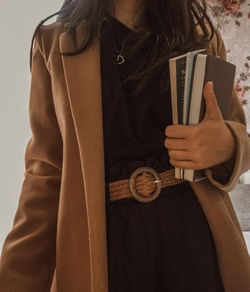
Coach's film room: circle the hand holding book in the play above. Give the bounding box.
[165,81,236,181]
[168,50,236,182]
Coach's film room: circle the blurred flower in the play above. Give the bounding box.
[234,82,246,103]
[222,0,241,14]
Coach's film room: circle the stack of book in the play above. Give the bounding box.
[169,49,236,182]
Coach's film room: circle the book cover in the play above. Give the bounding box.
[183,54,236,182]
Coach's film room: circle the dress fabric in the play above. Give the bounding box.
[100,14,225,292]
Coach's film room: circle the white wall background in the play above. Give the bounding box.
[0,0,62,255]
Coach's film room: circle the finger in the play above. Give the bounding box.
[164,138,188,150]
[169,159,203,170]
[203,81,223,120]
[165,124,196,138]
[168,149,192,161]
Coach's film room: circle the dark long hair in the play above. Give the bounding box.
[30,0,215,99]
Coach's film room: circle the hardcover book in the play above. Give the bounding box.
[169,51,236,182]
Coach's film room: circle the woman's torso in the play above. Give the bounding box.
[100,13,173,179]
[99,14,225,292]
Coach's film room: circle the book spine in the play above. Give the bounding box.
[169,59,180,179]
[178,59,186,179]
[184,54,207,181]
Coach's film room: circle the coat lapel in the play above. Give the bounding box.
[59,23,109,291]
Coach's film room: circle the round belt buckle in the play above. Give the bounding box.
[129,166,162,203]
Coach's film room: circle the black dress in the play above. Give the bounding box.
[100,14,225,292]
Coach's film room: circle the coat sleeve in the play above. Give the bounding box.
[0,28,62,291]
[204,27,250,192]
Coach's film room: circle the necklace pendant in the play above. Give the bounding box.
[117,54,125,65]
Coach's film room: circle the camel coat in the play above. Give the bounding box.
[0,19,250,292]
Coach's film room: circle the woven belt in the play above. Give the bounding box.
[109,166,186,203]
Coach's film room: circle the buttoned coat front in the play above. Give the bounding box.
[0,19,250,292]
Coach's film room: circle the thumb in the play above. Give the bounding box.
[202,81,223,121]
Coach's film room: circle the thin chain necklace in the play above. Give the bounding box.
[109,31,132,65]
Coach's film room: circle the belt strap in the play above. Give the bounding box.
[109,167,186,202]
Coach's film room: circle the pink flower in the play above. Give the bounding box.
[223,0,241,14]
[234,82,245,103]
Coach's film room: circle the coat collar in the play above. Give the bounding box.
[59,21,109,289]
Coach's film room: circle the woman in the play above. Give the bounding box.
[0,0,250,291]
